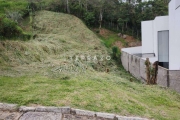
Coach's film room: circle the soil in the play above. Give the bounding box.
[97,28,141,49]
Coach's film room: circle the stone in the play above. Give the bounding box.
[19,112,62,120]
[71,108,95,117]
[0,111,22,120]
[19,106,36,112]
[0,103,18,112]
[118,33,122,37]
[96,112,115,119]
[123,35,127,39]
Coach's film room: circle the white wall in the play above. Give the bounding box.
[176,0,180,9]
[153,16,169,58]
[121,46,142,54]
[169,0,180,70]
[141,20,154,54]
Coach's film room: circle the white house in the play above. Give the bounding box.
[142,0,180,70]
[121,0,180,93]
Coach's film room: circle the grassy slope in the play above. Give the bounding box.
[0,10,180,120]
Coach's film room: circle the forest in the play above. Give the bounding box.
[0,0,168,40]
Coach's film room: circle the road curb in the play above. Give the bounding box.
[0,103,149,120]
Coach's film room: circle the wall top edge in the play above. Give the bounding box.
[158,65,169,70]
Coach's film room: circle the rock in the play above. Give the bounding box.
[123,35,127,39]
[118,33,122,37]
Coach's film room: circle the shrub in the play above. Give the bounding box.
[0,16,30,40]
[83,12,95,26]
[6,11,23,23]
[0,17,22,38]
[112,46,121,61]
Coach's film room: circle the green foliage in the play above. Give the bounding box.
[112,46,121,61]
[0,0,29,39]
[45,0,168,39]
[0,0,28,16]
[83,12,95,26]
[0,16,31,40]
[0,0,169,40]
[0,17,22,39]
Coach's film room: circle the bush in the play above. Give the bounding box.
[0,16,31,40]
[0,16,23,39]
[0,17,20,37]
[83,12,95,26]
[6,11,23,23]
[112,46,121,61]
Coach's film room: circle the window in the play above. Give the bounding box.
[158,30,169,69]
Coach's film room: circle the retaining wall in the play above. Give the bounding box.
[169,71,180,93]
[140,59,146,82]
[128,54,141,79]
[157,66,168,87]
[121,51,180,93]
[121,52,129,71]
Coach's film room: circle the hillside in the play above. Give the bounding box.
[0,10,118,77]
[0,11,180,120]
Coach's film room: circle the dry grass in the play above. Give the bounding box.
[0,10,117,77]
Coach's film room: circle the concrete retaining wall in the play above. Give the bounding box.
[157,66,168,87]
[140,59,146,82]
[128,55,141,79]
[121,51,180,93]
[121,52,129,71]
[169,71,180,93]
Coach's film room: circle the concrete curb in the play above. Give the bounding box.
[0,103,149,120]
[0,103,18,112]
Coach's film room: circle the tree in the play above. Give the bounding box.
[66,0,70,14]
[89,0,106,29]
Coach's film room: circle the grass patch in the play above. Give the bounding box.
[0,74,180,120]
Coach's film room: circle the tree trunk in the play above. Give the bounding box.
[66,0,70,14]
[84,0,88,12]
[126,21,127,29]
[99,10,103,29]
[150,61,158,84]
